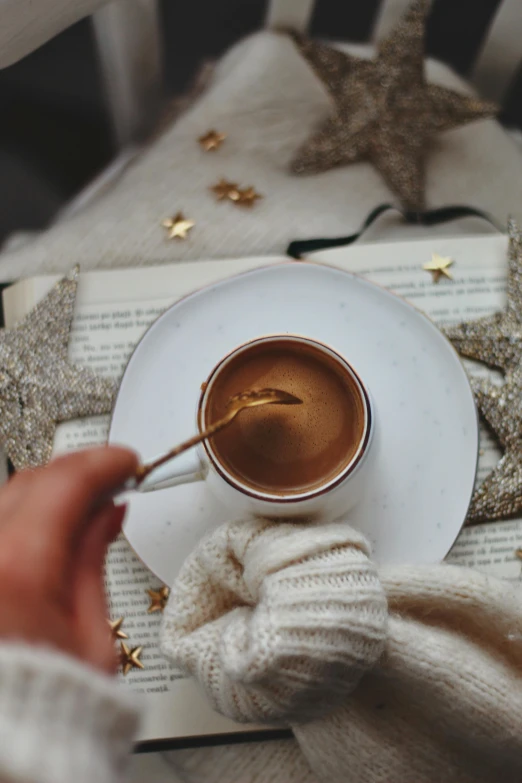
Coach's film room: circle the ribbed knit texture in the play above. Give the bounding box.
[164,739,319,783]
[2,32,522,280]
[161,518,522,783]
[0,643,140,783]
[161,519,388,724]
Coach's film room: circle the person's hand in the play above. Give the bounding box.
[0,446,137,674]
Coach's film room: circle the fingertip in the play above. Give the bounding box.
[76,504,114,568]
[87,502,127,554]
[83,445,139,475]
[107,444,139,469]
[19,448,137,571]
[107,503,127,543]
[46,446,138,509]
[46,446,139,485]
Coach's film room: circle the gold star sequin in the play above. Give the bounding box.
[120,642,144,675]
[236,186,263,208]
[423,253,454,283]
[147,586,170,613]
[198,130,226,151]
[290,0,496,210]
[445,220,522,523]
[210,179,241,202]
[0,267,115,470]
[162,212,195,240]
[108,617,128,640]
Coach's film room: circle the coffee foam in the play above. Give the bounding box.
[235,354,351,464]
[205,340,365,495]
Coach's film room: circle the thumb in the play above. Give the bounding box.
[72,503,126,673]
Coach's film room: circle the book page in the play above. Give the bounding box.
[52,300,173,453]
[2,236,521,744]
[446,520,521,580]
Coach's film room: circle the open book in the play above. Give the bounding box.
[3,235,521,750]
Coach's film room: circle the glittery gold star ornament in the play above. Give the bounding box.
[162,212,195,240]
[445,220,522,523]
[236,186,263,208]
[210,179,241,202]
[423,253,454,283]
[147,586,170,613]
[198,129,226,151]
[290,0,496,210]
[120,642,144,675]
[0,267,115,470]
[464,376,522,522]
[108,617,128,641]
[446,222,522,377]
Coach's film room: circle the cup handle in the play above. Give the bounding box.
[125,450,206,494]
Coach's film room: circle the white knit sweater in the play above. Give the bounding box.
[0,644,140,783]
[0,519,518,783]
[161,518,522,783]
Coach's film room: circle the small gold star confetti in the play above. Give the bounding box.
[290,0,496,210]
[210,179,241,202]
[0,266,115,470]
[445,220,522,523]
[147,586,170,613]
[198,129,226,151]
[162,212,195,240]
[423,253,454,283]
[236,186,263,208]
[108,617,128,640]
[120,642,144,675]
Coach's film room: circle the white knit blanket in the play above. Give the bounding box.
[2,32,522,281]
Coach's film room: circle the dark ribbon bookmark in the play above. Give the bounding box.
[286,204,506,259]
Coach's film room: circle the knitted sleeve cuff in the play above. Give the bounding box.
[162,519,388,725]
[0,642,140,783]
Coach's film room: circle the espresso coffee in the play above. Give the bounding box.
[203,339,366,495]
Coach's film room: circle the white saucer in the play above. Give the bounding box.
[109,263,478,585]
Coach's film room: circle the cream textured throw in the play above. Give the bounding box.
[3,32,522,279]
[0,643,140,783]
[161,518,522,783]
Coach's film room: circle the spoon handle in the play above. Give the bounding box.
[115,388,302,498]
[133,408,237,487]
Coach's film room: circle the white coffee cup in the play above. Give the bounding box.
[139,334,375,520]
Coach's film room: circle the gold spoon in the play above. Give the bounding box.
[130,388,302,490]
